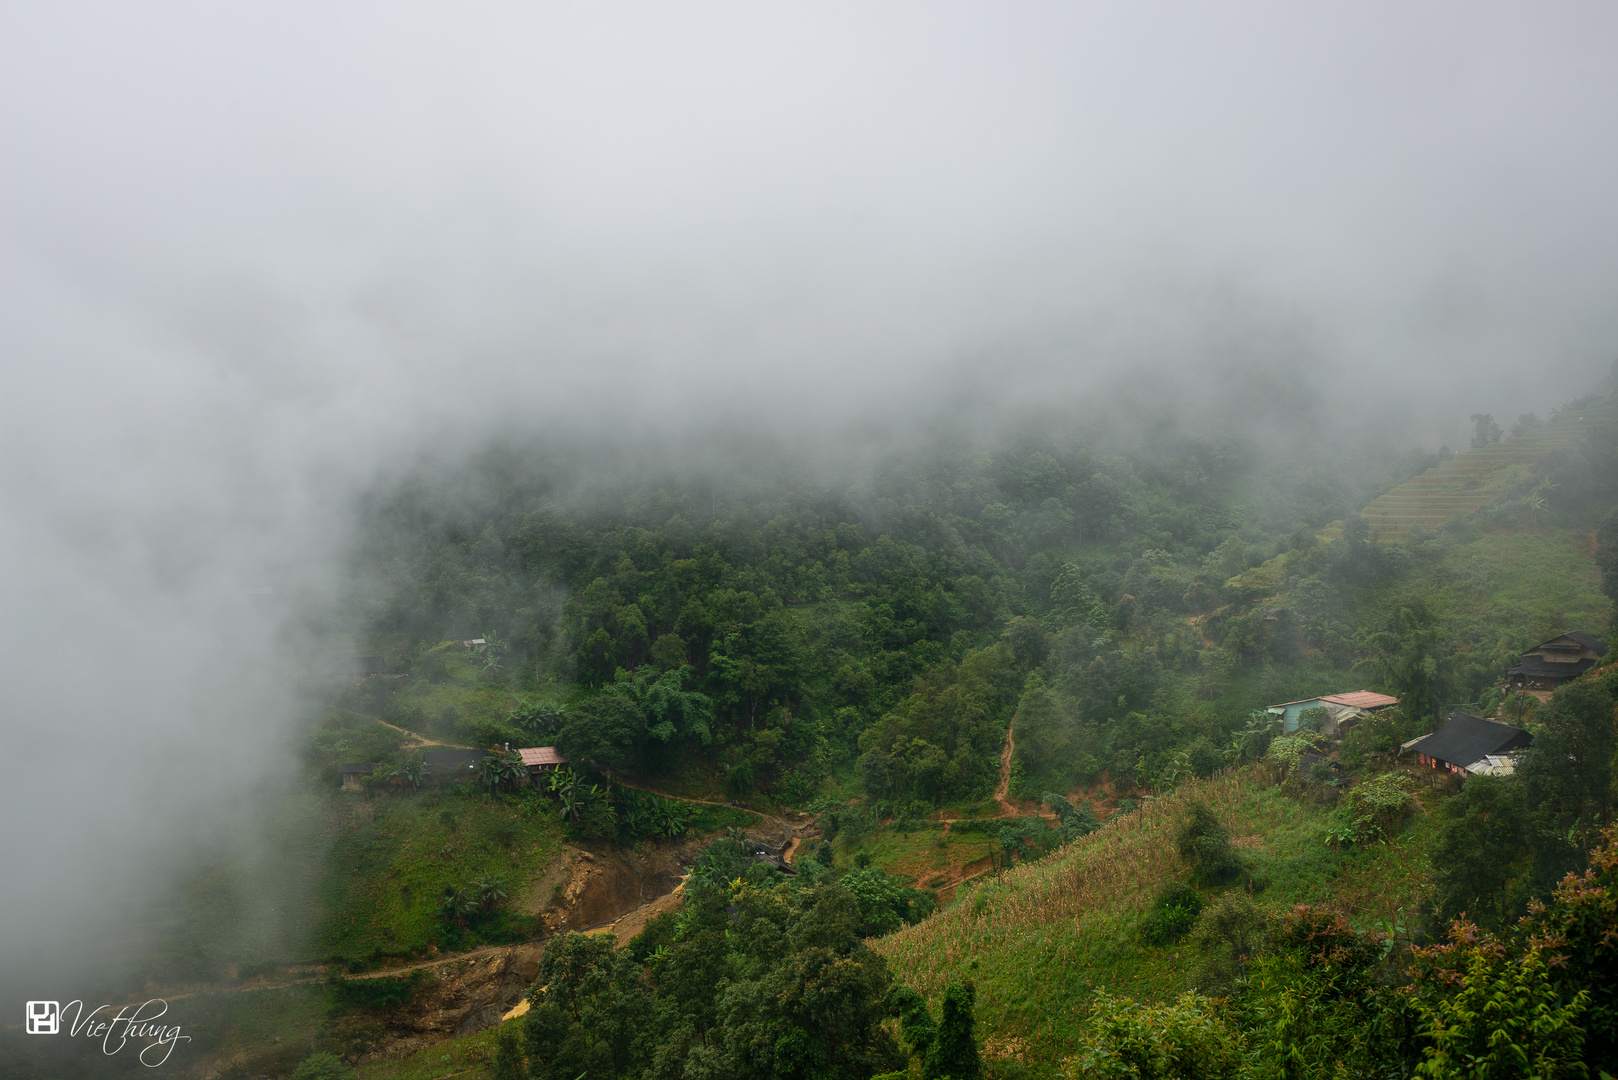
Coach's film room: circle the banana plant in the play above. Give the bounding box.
[659,799,688,839]
[470,874,508,912]
[389,752,427,793]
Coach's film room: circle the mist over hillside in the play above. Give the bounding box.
[3,4,1618,1071]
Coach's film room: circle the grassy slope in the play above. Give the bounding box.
[384,648,534,741]
[1409,527,1607,639]
[353,1017,522,1080]
[872,767,1437,1066]
[315,790,565,963]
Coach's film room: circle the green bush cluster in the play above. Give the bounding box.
[1176,802,1241,885]
[528,867,912,1080]
[1139,882,1204,946]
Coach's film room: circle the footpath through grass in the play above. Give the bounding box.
[872,766,1436,1066]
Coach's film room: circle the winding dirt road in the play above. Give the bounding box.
[993,728,1019,816]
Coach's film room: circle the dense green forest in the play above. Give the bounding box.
[345,386,1618,816]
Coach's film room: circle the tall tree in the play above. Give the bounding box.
[1362,602,1448,726]
[523,932,649,1080]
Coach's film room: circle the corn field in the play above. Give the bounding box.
[872,766,1283,1002]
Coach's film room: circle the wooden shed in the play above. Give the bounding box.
[338,762,377,791]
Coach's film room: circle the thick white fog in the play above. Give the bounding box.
[3,1,1618,996]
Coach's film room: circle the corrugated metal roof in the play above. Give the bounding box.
[1407,713,1531,769]
[518,746,568,767]
[1320,691,1400,709]
[1268,690,1399,710]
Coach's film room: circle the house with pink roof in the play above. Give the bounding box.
[1266,690,1398,736]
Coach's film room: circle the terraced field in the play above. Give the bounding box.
[1357,414,1597,541]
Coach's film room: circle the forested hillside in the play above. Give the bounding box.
[235,384,1618,1080]
[342,388,1618,814]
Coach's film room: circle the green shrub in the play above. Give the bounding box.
[1297,705,1331,733]
[891,981,982,1080]
[1184,737,1223,779]
[490,1022,526,1080]
[326,970,430,1012]
[1140,882,1204,945]
[1176,802,1240,884]
[1326,772,1415,849]
[1065,991,1245,1079]
[1188,894,1265,990]
[291,1053,352,1080]
[1338,711,1409,770]
[841,866,936,936]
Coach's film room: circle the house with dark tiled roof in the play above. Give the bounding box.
[1505,632,1607,692]
[1403,712,1532,778]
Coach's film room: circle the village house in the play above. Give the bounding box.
[338,762,377,790]
[1402,712,1532,778]
[518,746,569,776]
[1267,690,1399,735]
[1504,632,1608,693]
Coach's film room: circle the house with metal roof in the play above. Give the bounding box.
[1504,632,1608,692]
[518,746,569,773]
[1403,712,1532,778]
[1267,690,1399,735]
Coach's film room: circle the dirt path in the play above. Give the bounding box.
[611,776,770,815]
[345,709,473,750]
[993,728,1019,817]
[932,726,1050,835]
[151,939,536,1003]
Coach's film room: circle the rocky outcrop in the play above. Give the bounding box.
[384,945,545,1050]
